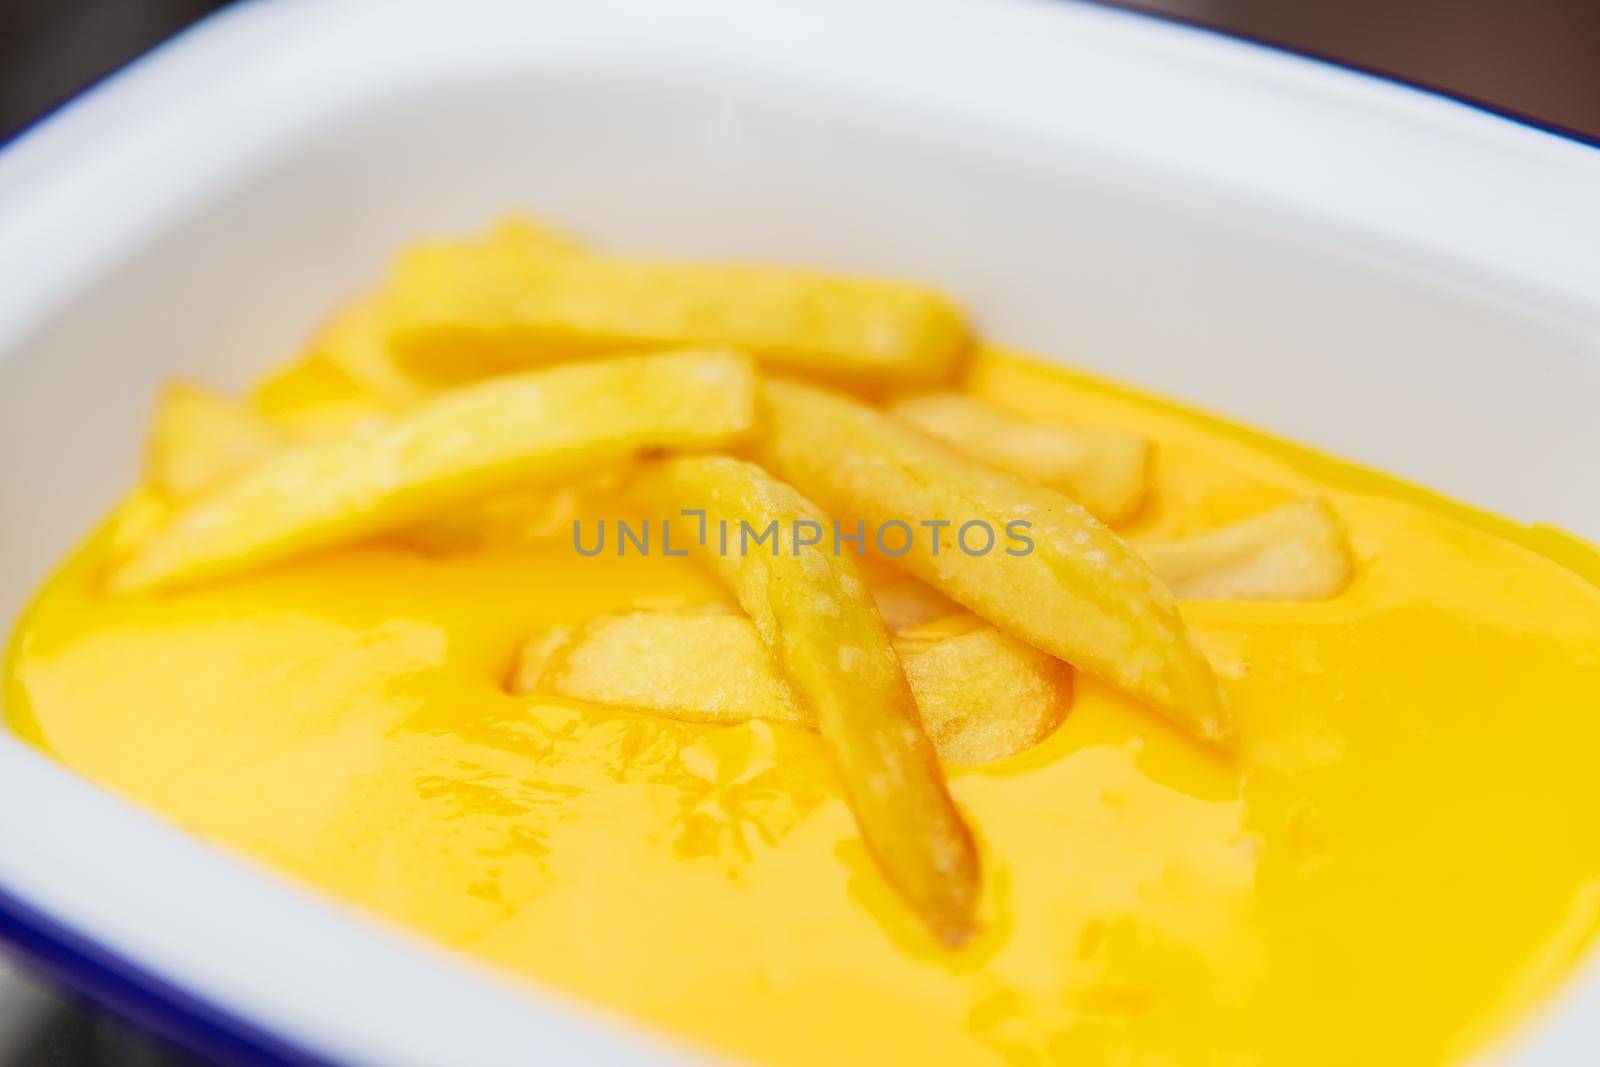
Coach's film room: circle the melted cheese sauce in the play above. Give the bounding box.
[8,348,1600,1065]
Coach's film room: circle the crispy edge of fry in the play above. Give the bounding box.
[757,378,1229,744]
[1138,498,1354,601]
[889,392,1153,524]
[628,454,981,945]
[107,349,758,594]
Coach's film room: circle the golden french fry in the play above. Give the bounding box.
[118,383,281,558]
[1139,498,1353,601]
[508,607,810,729]
[299,217,586,403]
[892,617,1072,765]
[476,214,586,258]
[508,604,1069,764]
[103,487,175,557]
[122,376,395,559]
[381,241,969,389]
[250,350,397,440]
[758,379,1229,743]
[249,354,394,441]
[304,299,428,405]
[145,382,282,500]
[109,349,758,594]
[396,466,631,555]
[394,486,580,555]
[507,625,576,695]
[870,574,962,632]
[890,392,1152,524]
[629,455,980,945]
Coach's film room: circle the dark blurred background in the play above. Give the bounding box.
[1,0,1598,1064]
[4,0,1600,143]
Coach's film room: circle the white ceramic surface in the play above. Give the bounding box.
[0,0,1597,1063]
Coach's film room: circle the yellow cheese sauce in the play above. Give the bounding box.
[8,347,1600,1065]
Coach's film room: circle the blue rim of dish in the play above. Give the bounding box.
[0,882,333,1067]
[0,1,1596,1064]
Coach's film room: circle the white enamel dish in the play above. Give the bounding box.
[0,0,1598,1063]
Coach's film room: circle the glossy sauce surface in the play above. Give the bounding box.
[8,348,1600,1066]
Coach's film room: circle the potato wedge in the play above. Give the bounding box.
[629,455,980,945]
[381,242,969,389]
[1139,498,1353,601]
[890,392,1152,524]
[109,349,758,593]
[508,604,1069,764]
[145,382,282,500]
[758,379,1229,743]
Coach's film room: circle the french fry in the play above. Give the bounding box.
[508,626,576,694]
[381,241,969,389]
[305,299,428,405]
[890,392,1152,524]
[476,214,586,258]
[394,486,581,555]
[145,382,282,500]
[758,379,1229,743]
[103,487,176,557]
[893,616,1072,765]
[508,607,810,729]
[629,455,981,945]
[1139,498,1353,601]
[108,384,284,556]
[304,217,585,403]
[250,349,397,442]
[108,349,758,594]
[870,574,962,632]
[508,604,1070,764]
